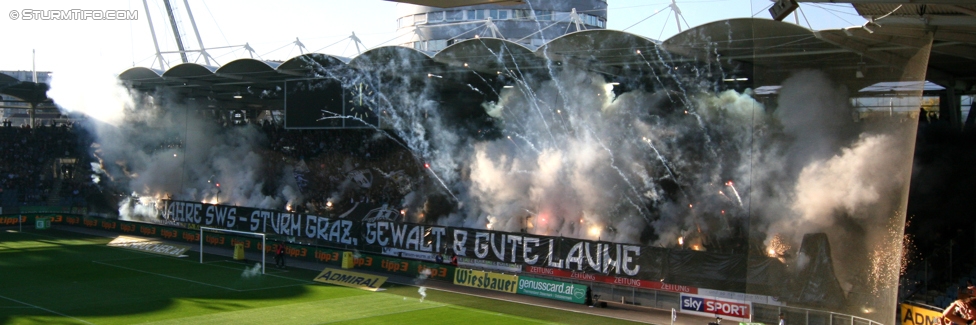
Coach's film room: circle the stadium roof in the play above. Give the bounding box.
[798,0,976,88]
[118,17,964,111]
[384,0,524,8]
[0,72,51,106]
[0,72,18,87]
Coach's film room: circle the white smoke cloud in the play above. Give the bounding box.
[49,69,301,219]
[48,64,133,127]
[241,262,262,278]
[794,134,904,226]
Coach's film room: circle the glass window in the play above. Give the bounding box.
[489,9,507,20]
[535,10,551,21]
[446,10,462,21]
[398,16,414,28]
[414,13,426,24]
[486,10,508,19]
[513,9,530,19]
[429,39,447,51]
[467,9,484,20]
[428,11,444,22]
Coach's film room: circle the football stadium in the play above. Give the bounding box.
[3,0,976,324]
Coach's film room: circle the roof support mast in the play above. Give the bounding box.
[142,0,167,70]
[182,0,213,66]
[163,0,189,64]
[671,0,690,32]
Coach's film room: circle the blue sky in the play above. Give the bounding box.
[0,0,866,74]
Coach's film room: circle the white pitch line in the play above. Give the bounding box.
[414,285,650,324]
[92,260,311,292]
[92,255,158,263]
[317,304,447,324]
[185,259,310,284]
[93,260,242,292]
[0,294,93,324]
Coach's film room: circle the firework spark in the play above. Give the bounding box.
[867,212,910,296]
[725,181,743,207]
[766,234,791,258]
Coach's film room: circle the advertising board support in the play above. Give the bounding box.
[35,217,50,230]
[342,251,354,269]
[233,243,245,260]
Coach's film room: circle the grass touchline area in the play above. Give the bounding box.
[0,228,642,325]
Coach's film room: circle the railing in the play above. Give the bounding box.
[519,275,887,325]
[752,304,884,325]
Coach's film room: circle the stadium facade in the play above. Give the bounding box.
[394,0,607,52]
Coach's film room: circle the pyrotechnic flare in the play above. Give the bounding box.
[241,262,262,279]
[725,181,743,207]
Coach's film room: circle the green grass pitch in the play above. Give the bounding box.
[0,229,641,324]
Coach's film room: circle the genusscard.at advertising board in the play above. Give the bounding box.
[516,276,588,304]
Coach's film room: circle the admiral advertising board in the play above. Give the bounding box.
[900,303,942,325]
[314,268,388,291]
[680,293,752,322]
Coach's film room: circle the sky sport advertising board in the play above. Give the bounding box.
[679,293,752,322]
[516,276,588,304]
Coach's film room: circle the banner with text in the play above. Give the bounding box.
[158,200,647,281]
[516,276,588,304]
[157,200,791,293]
[453,268,518,293]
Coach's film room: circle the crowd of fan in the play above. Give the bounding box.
[260,121,422,216]
[0,117,424,217]
[0,123,97,207]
